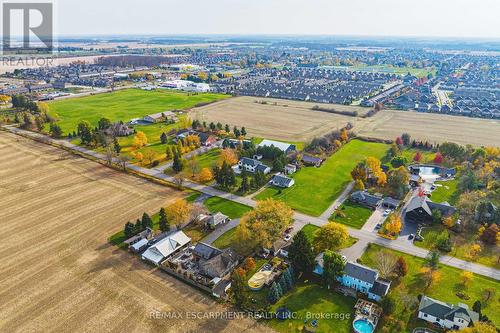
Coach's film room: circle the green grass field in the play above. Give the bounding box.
[330,201,373,229]
[268,282,355,333]
[197,149,221,170]
[48,88,228,135]
[255,140,389,216]
[361,244,500,328]
[429,179,459,204]
[203,196,252,219]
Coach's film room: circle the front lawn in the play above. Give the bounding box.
[254,140,389,216]
[267,282,355,333]
[204,196,253,219]
[329,201,372,229]
[361,244,500,329]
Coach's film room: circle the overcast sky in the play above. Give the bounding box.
[57,0,500,38]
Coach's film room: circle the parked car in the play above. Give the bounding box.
[285,226,294,233]
[383,209,392,216]
[283,234,292,242]
[375,223,382,230]
[408,234,415,240]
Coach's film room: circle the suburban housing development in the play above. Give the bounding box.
[1,2,499,333]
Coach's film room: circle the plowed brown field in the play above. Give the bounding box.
[0,132,270,333]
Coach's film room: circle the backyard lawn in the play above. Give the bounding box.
[268,282,355,333]
[329,201,372,229]
[203,196,253,219]
[47,88,228,135]
[361,244,500,329]
[429,178,459,204]
[255,140,389,216]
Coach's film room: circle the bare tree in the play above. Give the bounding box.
[173,173,184,189]
[190,202,209,223]
[117,154,130,171]
[104,146,116,166]
[375,251,397,279]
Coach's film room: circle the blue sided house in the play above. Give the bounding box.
[314,254,391,302]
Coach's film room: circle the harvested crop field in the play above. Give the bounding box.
[0,132,269,333]
[191,96,361,142]
[355,110,500,147]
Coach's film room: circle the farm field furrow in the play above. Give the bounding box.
[0,132,270,333]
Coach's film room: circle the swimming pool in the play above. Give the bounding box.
[419,166,441,176]
[353,318,374,333]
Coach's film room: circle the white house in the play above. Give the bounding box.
[257,139,296,154]
[417,295,479,330]
[141,231,191,266]
[238,157,271,174]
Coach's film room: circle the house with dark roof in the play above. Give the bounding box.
[271,174,295,188]
[418,295,479,330]
[405,196,457,224]
[238,157,271,174]
[314,258,390,302]
[302,154,323,167]
[350,191,383,209]
[197,132,217,147]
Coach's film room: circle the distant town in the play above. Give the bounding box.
[1,34,499,333]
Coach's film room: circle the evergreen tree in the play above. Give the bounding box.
[113,138,121,153]
[241,127,247,137]
[225,124,230,133]
[222,138,230,149]
[283,268,294,289]
[288,230,315,274]
[159,207,170,232]
[273,158,284,172]
[239,169,249,193]
[141,213,153,230]
[278,274,288,293]
[209,122,216,131]
[160,132,168,144]
[124,222,135,238]
[172,151,184,173]
[268,282,281,304]
[134,219,143,233]
[216,122,223,130]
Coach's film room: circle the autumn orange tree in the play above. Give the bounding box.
[366,156,387,186]
[133,131,148,148]
[218,148,239,166]
[236,198,293,251]
[385,214,402,235]
[198,167,213,183]
[314,222,349,252]
[165,198,192,226]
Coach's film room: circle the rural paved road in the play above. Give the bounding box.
[4,125,500,281]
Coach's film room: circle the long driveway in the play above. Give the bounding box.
[4,125,500,281]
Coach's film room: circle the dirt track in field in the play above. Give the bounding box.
[0,132,270,333]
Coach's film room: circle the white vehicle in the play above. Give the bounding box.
[283,234,292,242]
[383,209,392,216]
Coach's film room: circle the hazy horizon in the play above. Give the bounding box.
[56,0,500,39]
